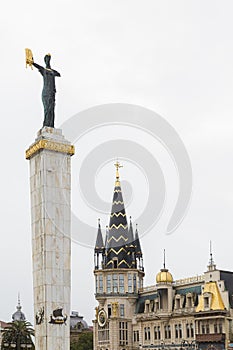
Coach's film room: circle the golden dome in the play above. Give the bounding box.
[156,268,173,284]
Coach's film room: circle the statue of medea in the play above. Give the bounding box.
[25,48,61,128]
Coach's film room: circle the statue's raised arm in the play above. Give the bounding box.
[25,49,61,128]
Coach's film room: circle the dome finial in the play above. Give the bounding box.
[156,250,173,284]
[17,292,21,310]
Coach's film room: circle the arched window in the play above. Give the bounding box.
[186,324,190,338]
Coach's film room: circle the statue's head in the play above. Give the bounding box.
[44,54,51,68]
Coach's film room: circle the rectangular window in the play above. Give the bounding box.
[201,324,205,334]
[138,278,141,290]
[179,324,182,338]
[186,296,192,308]
[168,325,171,338]
[144,327,150,341]
[98,322,109,342]
[119,322,128,345]
[204,296,209,309]
[133,274,137,292]
[119,274,124,293]
[128,274,132,293]
[175,298,180,309]
[99,274,103,293]
[175,324,179,338]
[190,323,194,338]
[113,274,118,293]
[164,325,168,339]
[164,325,171,339]
[107,275,111,294]
[120,304,125,317]
[144,327,147,341]
[95,275,98,293]
[107,304,111,318]
[186,324,190,338]
[219,322,223,333]
[154,326,158,340]
[158,326,161,340]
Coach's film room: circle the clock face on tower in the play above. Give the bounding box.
[97,309,107,327]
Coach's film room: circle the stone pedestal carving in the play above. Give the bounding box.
[26,127,74,350]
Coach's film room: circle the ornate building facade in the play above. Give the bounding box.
[93,164,233,350]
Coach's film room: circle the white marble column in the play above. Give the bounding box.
[26,127,74,350]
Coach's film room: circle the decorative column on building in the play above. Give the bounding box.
[25,50,74,350]
[93,162,144,350]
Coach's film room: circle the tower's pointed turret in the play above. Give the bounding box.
[94,219,104,269]
[134,223,143,270]
[128,216,134,246]
[105,162,134,269]
[134,224,142,258]
[95,219,104,253]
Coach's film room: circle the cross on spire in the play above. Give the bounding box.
[114,160,123,186]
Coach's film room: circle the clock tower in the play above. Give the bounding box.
[93,163,144,350]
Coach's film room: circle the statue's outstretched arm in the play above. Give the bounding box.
[33,62,44,75]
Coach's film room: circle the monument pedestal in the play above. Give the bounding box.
[26,127,74,350]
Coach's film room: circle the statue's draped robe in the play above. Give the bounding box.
[33,63,60,127]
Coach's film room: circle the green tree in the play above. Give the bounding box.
[1,321,35,350]
[70,332,93,350]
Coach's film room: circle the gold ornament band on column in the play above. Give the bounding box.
[25,139,75,159]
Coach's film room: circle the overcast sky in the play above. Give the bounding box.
[1,0,233,325]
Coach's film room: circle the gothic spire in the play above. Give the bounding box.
[105,162,134,269]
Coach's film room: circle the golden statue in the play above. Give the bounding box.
[111,302,119,317]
